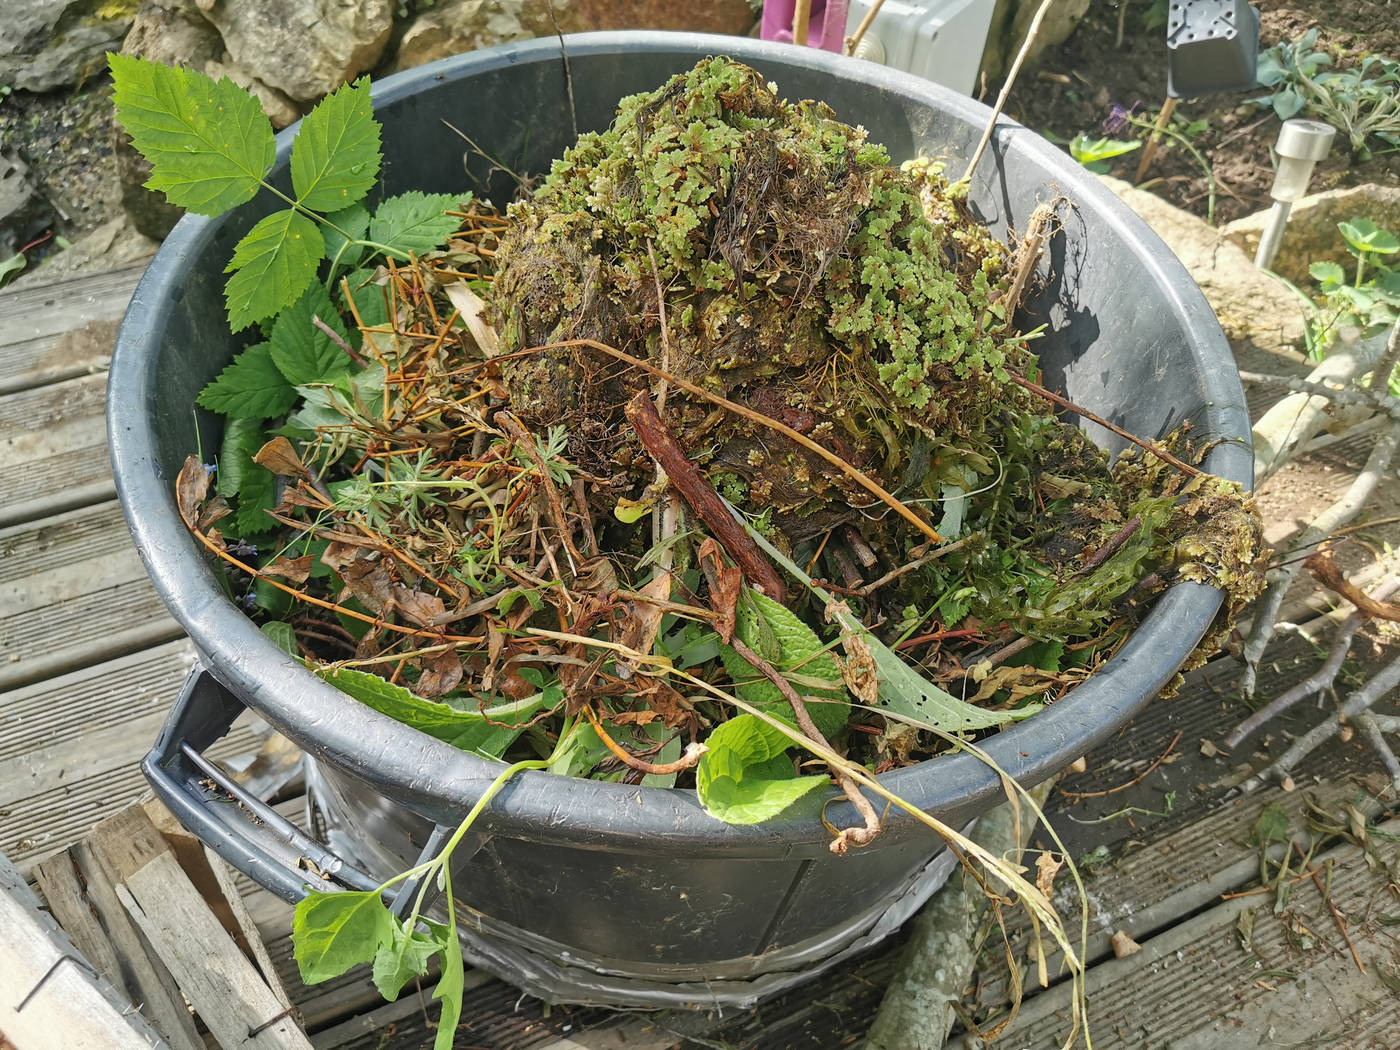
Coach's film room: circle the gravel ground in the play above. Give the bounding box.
[0,75,122,267]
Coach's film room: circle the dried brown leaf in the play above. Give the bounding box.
[176,455,210,526]
[698,538,743,645]
[253,436,311,478]
[395,587,447,627]
[261,555,313,584]
[1035,852,1064,899]
[416,650,463,698]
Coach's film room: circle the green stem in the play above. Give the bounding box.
[260,180,357,244]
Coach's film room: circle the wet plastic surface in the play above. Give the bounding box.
[112,32,1253,1007]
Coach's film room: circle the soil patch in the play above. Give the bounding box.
[1008,0,1400,226]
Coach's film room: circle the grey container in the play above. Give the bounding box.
[110,32,1252,1009]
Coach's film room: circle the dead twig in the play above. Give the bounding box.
[1059,731,1182,801]
[1306,550,1400,622]
[962,0,1057,184]
[1011,374,1206,478]
[728,636,882,852]
[1133,96,1178,185]
[845,0,886,55]
[582,705,706,776]
[625,390,787,602]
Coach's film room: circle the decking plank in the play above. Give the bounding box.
[0,372,113,527]
[0,501,183,691]
[0,261,145,395]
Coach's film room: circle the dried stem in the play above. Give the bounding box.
[499,412,585,572]
[1133,96,1178,185]
[845,0,886,55]
[961,0,1057,184]
[583,705,706,776]
[1012,374,1205,478]
[729,635,881,852]
[625,390,787,602]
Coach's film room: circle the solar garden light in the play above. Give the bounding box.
[1254,118,1337,270]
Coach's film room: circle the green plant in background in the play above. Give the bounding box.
[1068,132,1141,173]
[1281,218,1400,392]
[1254,30,1400,160]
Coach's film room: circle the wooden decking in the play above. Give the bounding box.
[2,260,1398,1050]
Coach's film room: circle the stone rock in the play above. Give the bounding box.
[112,124,184,241]
[390,0,755,73]
[205,58,302,128]
[1221,184,1400,287]
[0,0,135,93]
[1097,176,1307,367]
[199,0,394,103]
[9,214,160,289]
[0,149,56,259]
[979,0,1090,84]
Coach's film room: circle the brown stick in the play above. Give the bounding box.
[729,636,881,853]
[499,412,585,571]
[583,704,706,777]
[792,0,812,46]
[1059,731,1182,801]
[1012,375,1205,478]
[1305,549,1400,622]
[625,390,787,602]
[1134,96,1178,184]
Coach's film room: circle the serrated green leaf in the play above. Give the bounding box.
[218,415,278,534]
[323,203,371,271]
[291,77,381,212]
[372,920,439,1001]
[719,589,850,739]
[424,920,464,1050]
[109,53,275,216]
[269,282,353,385]
[1339,218,1400,255]
[369,191,463,255]
[315,666,543,757]
[696,714,829,824]
[1309,260,1346,289]
[196,341,296,419]
[224,208,325,331]
[293,890,394,984]
[261,620,298,656]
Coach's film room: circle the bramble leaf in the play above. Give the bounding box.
[218,415,278,534]
[269,282,353,385]
[323,203,371,271]
[261,620,298,656]
[196,341,297,419]
[696,714,828,824]
[424,921,464,1050]
[372,920,439,1001]
[109,53,275,216]
[369,191,464,255]
[293,890,394,984]
[224,208,325,331]
[291,77,381,212]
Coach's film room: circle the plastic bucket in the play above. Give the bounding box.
[109,31,1252,1009]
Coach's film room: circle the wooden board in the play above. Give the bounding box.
[0,501,184,691]
[0,262,145,395]
[0,372,113,528]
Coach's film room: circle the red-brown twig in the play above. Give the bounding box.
[625,390,788,602]
[728,636,881,853]
[583,704,705,776]
[1012,375,1205,478]
[1059,731,1182,801]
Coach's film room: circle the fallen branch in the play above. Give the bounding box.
[1237,369,1400,421]
[1305,550,1400,622]
[625,390,787,602]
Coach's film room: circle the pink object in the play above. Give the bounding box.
[760,0,850,52]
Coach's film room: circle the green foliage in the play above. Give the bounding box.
[0,251,27,288]
[1068,133,1141,173]
[196,341,296,419]
[267,283,354,386]
[261,620,298,656]
[368,191,464,254]
[223,209,325,331]
[1254,31,1400,158]
[293,890,395,984]
[1296,218,1400,391]
[217,416,278,534]
[424,919,464,1050]
[372,920,439,1001]
[695,714,829,823]
[289,78,381,211]
[109,53,275,216]
[719,588,850,739]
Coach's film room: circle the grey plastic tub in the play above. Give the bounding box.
[110,31,1252,1009]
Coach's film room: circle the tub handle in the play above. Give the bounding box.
[143,666,381,903]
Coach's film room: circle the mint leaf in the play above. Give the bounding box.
[316,666,544,756]
[217,416,278,535]
[109,54,275,217]
[293,890,394,984]
[424,921,464,1050]
[224,208,325,331]
[291,77,381,212]
[696,714,828,824]
[197,341,296,419]
[372,920,439,1001]
[369,191,463,255]
[719,589,850,739]
[269,282,353,385]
